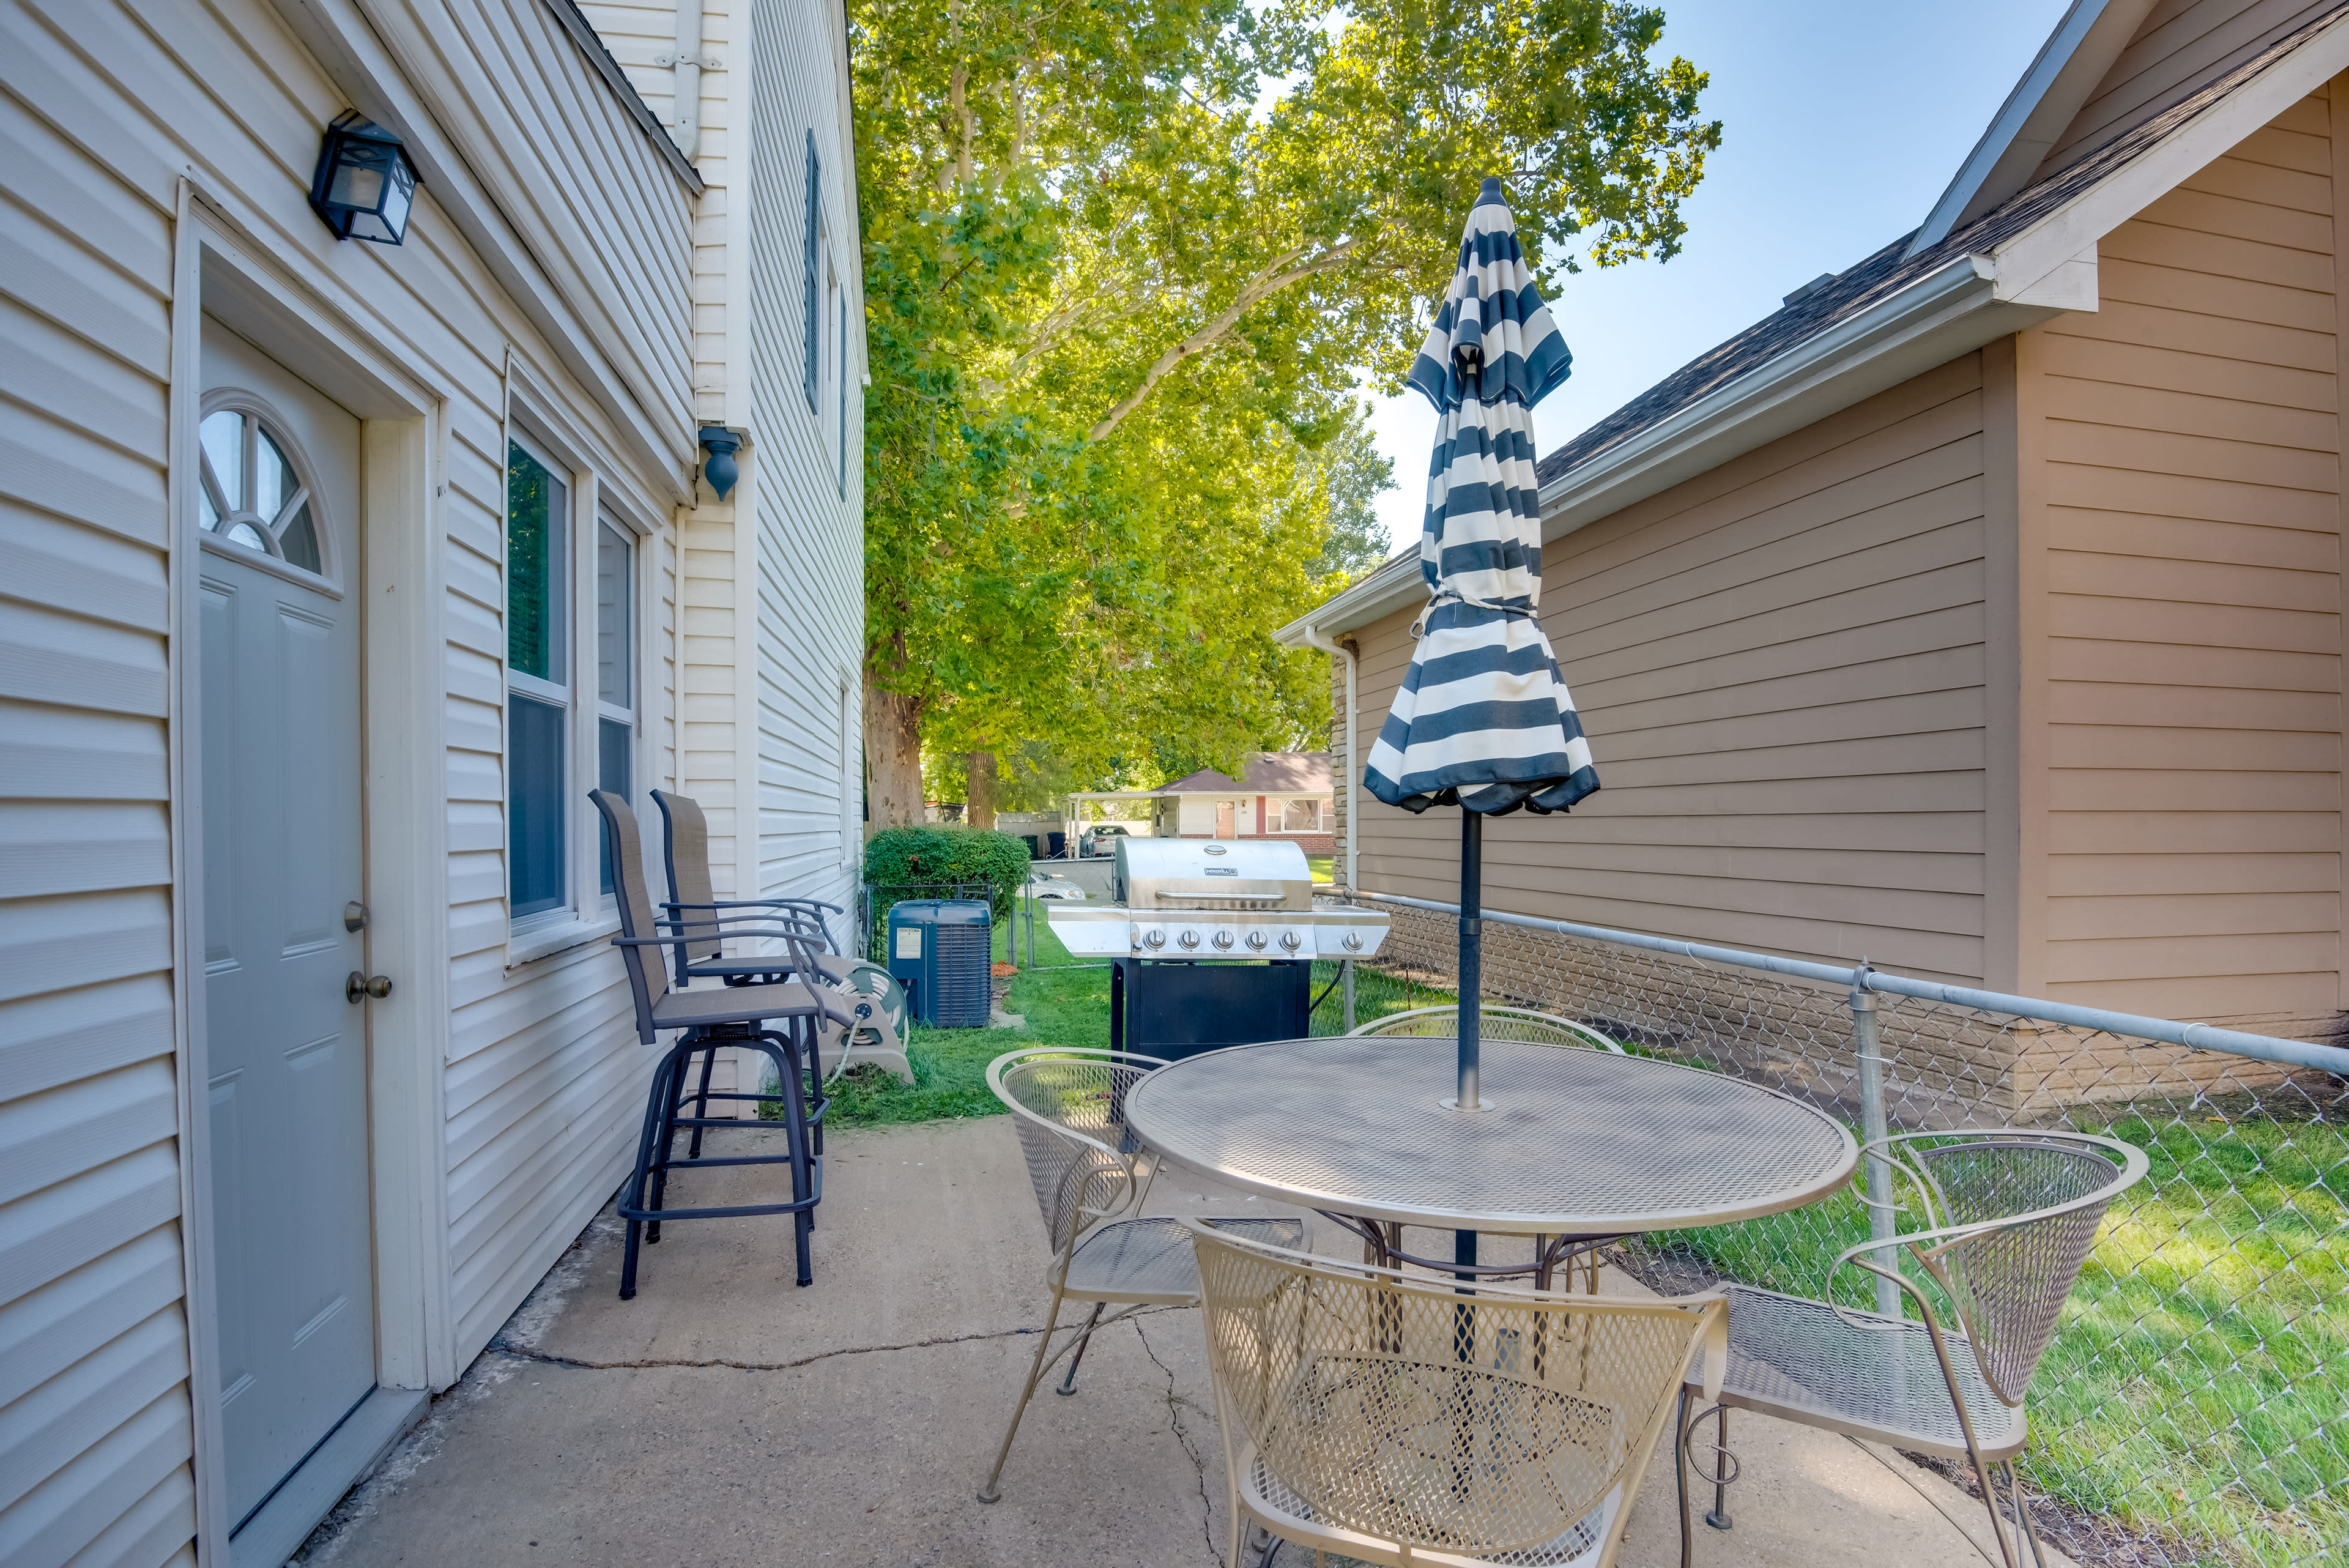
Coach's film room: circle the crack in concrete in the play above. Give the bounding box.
[1132,1315,1226,1568]
[486,1324,1040,1373]
[487,1305,1189,1377]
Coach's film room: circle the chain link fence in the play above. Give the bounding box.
[1307,894,2347,1568]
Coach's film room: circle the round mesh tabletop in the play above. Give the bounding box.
[1124,1035,1858,1234]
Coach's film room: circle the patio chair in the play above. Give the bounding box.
[976,1047,1307,1504]
[650,787,859,1157]
[1191,1224,1726,1568]
[1675,1128,2148,1568]
[1343,1004,1626,1293]
[591,790,852,1297]
[1349,1002,1625,1055]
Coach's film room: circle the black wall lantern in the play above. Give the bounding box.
[699,428,743,501]
[309,113,419,245]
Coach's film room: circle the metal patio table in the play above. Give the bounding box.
[1122,1034,1859,1279]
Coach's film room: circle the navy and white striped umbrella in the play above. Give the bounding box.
[1365,177,1597,817]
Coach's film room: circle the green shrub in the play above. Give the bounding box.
[863,825,1031,923]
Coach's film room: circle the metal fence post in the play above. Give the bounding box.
[1342,958,1356,1033]
[1850,965,1899,1320]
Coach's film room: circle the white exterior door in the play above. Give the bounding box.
[196,321,376,1527]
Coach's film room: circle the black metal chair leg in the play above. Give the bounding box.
[748,1035,817,1286]
[1676,1386,1694,1568]
[1056,1303,1106,1395]
[685,1043,719,1159]
[619,1044,684,1299]
[1705,1405,1734,1530]
[648,1037,696,1243]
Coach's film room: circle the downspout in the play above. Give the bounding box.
[659,0,711,161]
[1296,623,1357,896]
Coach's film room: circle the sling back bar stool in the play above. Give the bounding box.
[650,787,849,1161]
[592,790,850,1296]
[651,789,850,988]
[1675,1129,2147,1568]
[977,1047,1306,1504]
[1193,1225,1726,1568]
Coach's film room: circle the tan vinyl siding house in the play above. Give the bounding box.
[1290,0,2349,1042]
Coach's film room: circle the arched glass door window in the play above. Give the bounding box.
[199,404,325,572]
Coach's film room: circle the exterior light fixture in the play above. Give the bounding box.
[308,113,419,245]
[699,427,743,500]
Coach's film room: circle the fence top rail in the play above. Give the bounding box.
[1348,890,2349,1080]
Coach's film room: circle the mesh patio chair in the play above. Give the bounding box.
[976,1047,1308,1504]
[1349,1003,1625,1055]
[1192,1224,1726,1568]
[650,789,854,1155]
[591,790,852,1297]
[1675,1128,2148,1568]
[1343,1005,1626,1293]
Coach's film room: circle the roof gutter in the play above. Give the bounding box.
[1293,622,1359,896]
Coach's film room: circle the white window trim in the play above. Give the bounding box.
[503,414,650,962]
[839,674,856,868]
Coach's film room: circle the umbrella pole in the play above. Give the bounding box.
[1457,807,1482,1287]
[1458,807,1482,1109]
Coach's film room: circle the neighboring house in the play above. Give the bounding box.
[1285,0,2349,1041]
[1152,752,1336,850]
[0,2,861,1566]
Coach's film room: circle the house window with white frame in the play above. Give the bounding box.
[596,515,634,893]
[506,430,641,931]
[507,434,570,920]
[1281,797,1323,833]
[839,676,856,867]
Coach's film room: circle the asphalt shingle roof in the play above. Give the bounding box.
[1529,4,2345,489]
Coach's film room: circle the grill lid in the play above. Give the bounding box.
[1113,837,1314,910]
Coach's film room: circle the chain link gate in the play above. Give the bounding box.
[1306,893,2348,1568]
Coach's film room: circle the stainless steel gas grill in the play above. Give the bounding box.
[1044,839,1388,1060]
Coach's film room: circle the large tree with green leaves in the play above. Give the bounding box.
[853,0,1720,823]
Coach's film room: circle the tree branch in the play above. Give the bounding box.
[1086,237,1364,442]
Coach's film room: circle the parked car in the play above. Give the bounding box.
[1080,824,1134,858]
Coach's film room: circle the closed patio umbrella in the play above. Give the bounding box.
[1365,176,1595,1143]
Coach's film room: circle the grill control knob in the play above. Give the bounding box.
[1342,931,1365,953]
[1245,930,1267,951]
[1279,931,1302,953]
[1212,929,1234,950]
[1142,928,1166,949]
[1178,928,1201,949]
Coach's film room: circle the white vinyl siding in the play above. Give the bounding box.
[746,0,864,921]
[0,0,699,1558]
[0,8,195,1556]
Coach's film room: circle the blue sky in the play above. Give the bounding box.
[1363,0,2079,549]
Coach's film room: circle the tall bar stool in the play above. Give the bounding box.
[591,790,847,1295]
[650,789,850,988]
[650,788,850,1160]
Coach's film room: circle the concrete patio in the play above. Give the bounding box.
[292,1117,2065,1568]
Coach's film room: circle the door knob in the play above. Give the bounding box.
[346,971,393,1003]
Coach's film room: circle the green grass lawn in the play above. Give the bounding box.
[1308,853,1334,883]
[800,938,2345,1566]
[810,912,1118,1127]
[1664,1111,2349,1566]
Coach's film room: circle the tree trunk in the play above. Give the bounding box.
[966,750,998,830]
[864,675,927,827]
